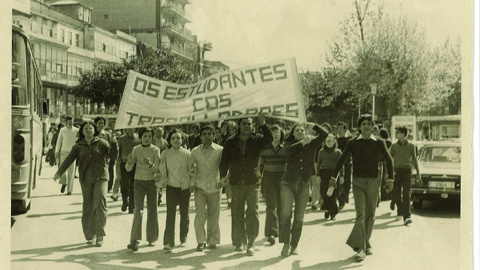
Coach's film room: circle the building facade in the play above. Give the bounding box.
[16,0,137,125]
[75,0,200,77]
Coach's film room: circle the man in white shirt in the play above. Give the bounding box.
[55,116,79,195]
[191,124,223,251]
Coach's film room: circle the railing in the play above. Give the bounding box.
[162,25,193,41]
[162,4,191,21]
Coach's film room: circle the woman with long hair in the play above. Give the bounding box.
[54,121,114,246]
[316,133,343,220]
[279,122,328,256]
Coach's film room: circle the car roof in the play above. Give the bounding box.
[415,141,461,148]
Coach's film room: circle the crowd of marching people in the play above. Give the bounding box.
[52,113,419,262]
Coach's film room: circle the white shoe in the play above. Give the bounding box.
[355,250,366,261]
[163,244,173,252]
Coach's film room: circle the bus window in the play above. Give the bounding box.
[12,32,29,106]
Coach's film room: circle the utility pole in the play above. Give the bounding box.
[156,0,162,50]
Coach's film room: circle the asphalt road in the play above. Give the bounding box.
[10,165,464,270]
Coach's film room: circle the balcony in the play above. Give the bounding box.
[170,45,194,62]
[39,68,79,87]
[162,5,190,22]
[162,25,194,42]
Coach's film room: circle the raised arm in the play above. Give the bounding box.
[259,124,273,148]
[310,124,329,149]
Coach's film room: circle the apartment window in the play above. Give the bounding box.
[61,29,65,43]
[41,18,47,35]
[68,31,72,45]
[102,43,106,52]
[75,34,80,47]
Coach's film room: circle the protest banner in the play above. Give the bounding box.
[114,58,307,129]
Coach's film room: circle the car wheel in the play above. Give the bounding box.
[412,199,423,210]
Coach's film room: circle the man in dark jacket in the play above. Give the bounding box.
[219,113,272,256]
[332,115,393,262]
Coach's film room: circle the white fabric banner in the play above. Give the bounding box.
[114,58,307,129]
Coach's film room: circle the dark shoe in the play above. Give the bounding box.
[128,241,139,251]
[208,244,217,249]
[267,236,276,245]
[110,195,118,201]
[330,215,336,221]
[196,243,206,252]
[235,245,244,252]
[290,246,298,255]
[246,246,255,256]
[60,185,66,193]
[67,192,72,195]
[390,200,395,211]
[96,236,104,247]
[121,203,127,212]
[311,204,318,210]
[339,205,345,210]
[404,218,413,225]
[281,243,290,257]
[324,212,330,220]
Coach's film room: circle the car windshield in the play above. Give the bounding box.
[419,146,461,163]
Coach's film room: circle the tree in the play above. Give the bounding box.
[318,0,460,122]
[73,45,194,109]
[420,37,461,115]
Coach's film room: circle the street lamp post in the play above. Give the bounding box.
[369,83,377,121]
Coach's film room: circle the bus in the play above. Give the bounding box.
[11,24,48,214]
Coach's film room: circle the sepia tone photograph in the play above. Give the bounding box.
[1,0,475,269]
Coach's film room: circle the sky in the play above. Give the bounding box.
[186,0,470,71]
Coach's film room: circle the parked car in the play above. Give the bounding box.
[411,142,461,209]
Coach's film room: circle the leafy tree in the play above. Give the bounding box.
[313,0,461,124]
[73,45,194,109]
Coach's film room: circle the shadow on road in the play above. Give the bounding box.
[291,256,362,270]
[12,241,288,270]
[411,199,460,219]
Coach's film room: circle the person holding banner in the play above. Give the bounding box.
[159,129,195,252]
[219,113,273,256]
[279,123,328,257]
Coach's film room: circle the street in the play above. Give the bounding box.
[11,165,462,270]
